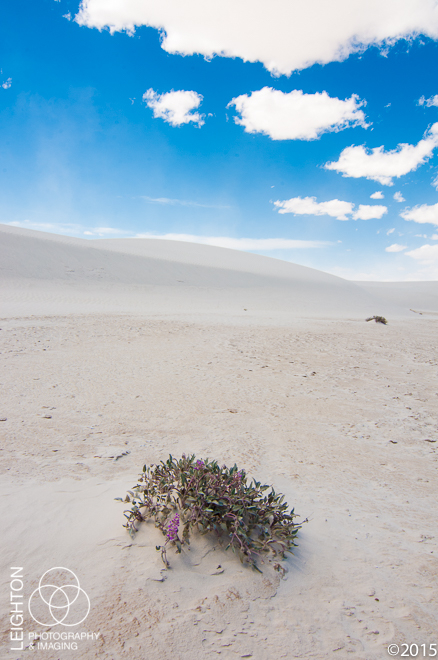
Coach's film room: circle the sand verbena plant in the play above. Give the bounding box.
[117,454,302,572]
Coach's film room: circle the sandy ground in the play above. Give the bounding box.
[1,314,437,660]
[1,225,438,659]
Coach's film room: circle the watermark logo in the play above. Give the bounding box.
[28,567,90,627]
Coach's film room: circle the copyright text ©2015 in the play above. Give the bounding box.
[387,644,437,657]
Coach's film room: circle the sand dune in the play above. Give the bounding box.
[355,281,438,315]
[0,223,423,320]
[1,224,437,660]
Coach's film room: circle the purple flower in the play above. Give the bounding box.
[194,460,204,470]
[166,513,180,541]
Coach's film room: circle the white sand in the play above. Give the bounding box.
[1,224,437,660]
[0,224,418,321]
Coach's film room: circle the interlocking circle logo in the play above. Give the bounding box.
[28,567,90,627]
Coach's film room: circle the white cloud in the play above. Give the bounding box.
[325,122,438,185]
[418,94,438,107]
[274,196,354,220]
[432,174,438,190]
[63,12,72,21]
[370,191,384,199]
[134,233,329,250]
[7,220,81,233]
[385,243,407,252]
[405,244,438,261]
[274,196,387,220]
[228,88,367,140]
[393,191,405,202]
[75,0,438,76]
[352,204,387,220]
[387,228,395,235]
[401,202,438,225]
[432,234,438,240]
[6,220,131,237]
[1,77,12,89]
[10,222,323,250]
[414,234,428,237]
[143,89,204,127]
[139,196,230,209]
[85,227,131,236]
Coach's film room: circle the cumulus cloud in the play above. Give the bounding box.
[1,77,12,89]
[352,204,387,220]
[432,234,438,240]
[385,243,407,252]
[387,228,395,235]
[405,244,438,261]
[75,0,438,76]
[274,196,387,221]
[228,88,367,140]
[370,191,384,199]
[325,122,438,185]
[143,89,204,127]
[393,191,405,202]
[274,196,354,220]
[418,94,438,107]
[400,202,438,225]
[134,233,329,250]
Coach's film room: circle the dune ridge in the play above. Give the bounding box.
[2,223,433,320]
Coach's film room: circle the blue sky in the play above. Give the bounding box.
[2,0,438,280]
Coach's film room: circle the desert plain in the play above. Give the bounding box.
[0,222,437,660]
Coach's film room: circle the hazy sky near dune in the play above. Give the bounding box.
[2,0,438,280]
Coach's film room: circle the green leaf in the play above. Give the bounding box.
[119,453,305,569]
